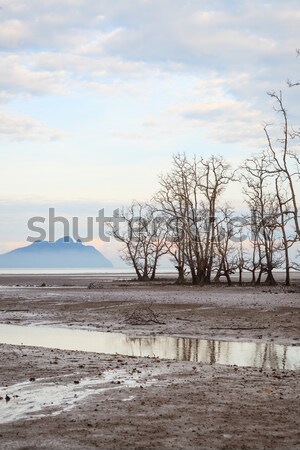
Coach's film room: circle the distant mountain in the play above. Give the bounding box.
[0,237,113,268]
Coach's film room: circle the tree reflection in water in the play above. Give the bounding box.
[0,324,298,370]
[125,335,298,370]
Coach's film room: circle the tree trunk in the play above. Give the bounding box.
[214,269,221,283]
[150,256,159,281]
[175,265,186,284]
[205,266,212,284]
[224,271,232,286]
[238,268,243,286]
[196,269,205,286]
[285,266,290,287]
[142,264,150,281]
[265,269,276,286]
[196,257,207,286]
[190,266,197,284]
[256,268,263,285]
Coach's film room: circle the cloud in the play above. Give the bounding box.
[30,52,149,82]
[170,73,269,147]
[0,111,65,141]
[0,0,299,144]
[177,101,266,146]
[0,3,296,71]
[1,1,298,74]
[0,55,68,101]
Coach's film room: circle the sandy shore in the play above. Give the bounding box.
[0,275,299,449]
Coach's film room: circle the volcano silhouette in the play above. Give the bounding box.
[0,237,113,268]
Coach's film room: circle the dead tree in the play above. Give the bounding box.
[241,211,264,285]
[109,202,167,281]
[274,175,296,285]
[241,153,283,285]
[213,206,239,286]
[195,156,235,284]
[264,91,300,239]
[154,157,190,284]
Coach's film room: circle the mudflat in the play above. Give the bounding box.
[0,274,299,449]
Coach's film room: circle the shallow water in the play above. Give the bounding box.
[0,324,299,370]
[0,369,151,424]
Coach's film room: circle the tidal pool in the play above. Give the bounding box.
[0,324,299,370]
[0,369,152,424]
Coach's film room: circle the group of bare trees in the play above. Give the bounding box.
[110,59,300,286]
[154,154,236,285]
[241,91,300,286]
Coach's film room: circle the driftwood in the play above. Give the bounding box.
[124,304,165,325]
[176,317,267,330]
[88,282,104,289]
[209,327,266,330]
[0,309,29,312]
[175,317,202,322]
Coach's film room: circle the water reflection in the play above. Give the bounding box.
[126,336,299,370]
[0,324,298,370]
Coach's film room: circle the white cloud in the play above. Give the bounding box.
[177,100,266,146]
[170,73,270,147]
[0,111,65,141]
[0,55,69,100]
[0,0,299,144]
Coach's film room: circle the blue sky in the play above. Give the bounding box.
[0,0,300,265]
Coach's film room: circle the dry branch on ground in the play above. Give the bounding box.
[123,304,165,325]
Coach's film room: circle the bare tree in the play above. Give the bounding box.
[154,155,190,284]
[108,202,167,281]
[241,211,264,285]
[264,91,300,239]
[274,175,296,285]
[241,153,283,285]
[213,206,238,286]
[197,156,235,283]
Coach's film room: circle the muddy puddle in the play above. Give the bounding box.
[0,324,299,370]
[0,369,155,424]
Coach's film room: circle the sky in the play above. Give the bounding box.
[0,0,299,265]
